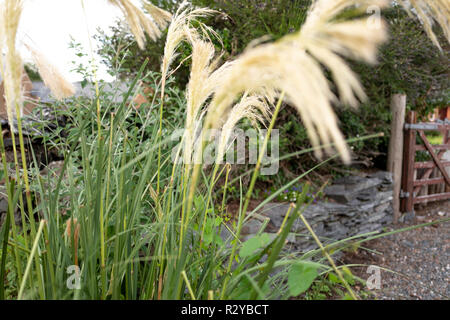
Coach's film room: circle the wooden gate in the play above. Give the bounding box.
[401,111,450,213]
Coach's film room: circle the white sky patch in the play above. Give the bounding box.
[17,0,124,82]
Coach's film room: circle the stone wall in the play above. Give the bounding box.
[235,172,394,252]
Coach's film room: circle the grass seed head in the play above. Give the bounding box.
[109,0,172,49]
[216,93,272,163]
[25,43,75,100]
[0,0,24,128]
[161,3,217,79]
[206,0,390,164]
[142,1,172,29]
[398,0,450,51]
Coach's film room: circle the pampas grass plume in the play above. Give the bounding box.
[109,0,172,49]
[0,0,24,127]
[398,0,450,51]
[25,43,75,100]
[206,0,391,163]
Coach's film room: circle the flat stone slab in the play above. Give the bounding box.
[253,171,394,252]
[324,177,383,203]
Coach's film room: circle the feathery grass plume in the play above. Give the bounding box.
[161,3,217,81]
[159,3,219,168]
[142,1,172,29]
[0,2,3,51]
[206,0,389,163]
[183,31,234,166]
[24,43,75,100]
[0,0,24,128]
[216,93,272,164]
[183,35,216,166]
[298,0,389,105]
[108,0,172,49]
[397,0,450,51]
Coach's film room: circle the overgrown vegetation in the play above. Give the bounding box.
[96,2,449,186]
[0,0,449,300]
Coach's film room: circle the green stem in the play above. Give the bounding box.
[18,220,45,300]
[0,127,23,287]
[0,179,13,300]
[181,270,196,300]
[156,77,167,196]
[13,100,44,299]
[221,91,285,299]
[298,213,358,300]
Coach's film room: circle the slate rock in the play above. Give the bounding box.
[241,218,265,235]
[259,203,291,228]
[235,171,394,257]
[0,188,8,213]
[302,203,328,220]
[327,176,382,197]
[322,202,357,217]
[369,171,393,184]
[367,211,387,223]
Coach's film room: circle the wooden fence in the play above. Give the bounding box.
[401,111,450,214]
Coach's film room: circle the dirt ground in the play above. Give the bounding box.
[338,200,449,300]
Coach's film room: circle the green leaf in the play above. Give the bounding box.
[239,233,271,258]
[328,272,340,284]
[213,234,223,246]
[288,262,318,297]
[203,231,213,246]
[214,217,223,226]
[342,266,355,285]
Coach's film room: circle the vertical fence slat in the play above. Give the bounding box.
[388,94,406,222]
[401,111,416,218]
[445,127,450,193]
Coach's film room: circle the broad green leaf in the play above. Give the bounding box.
[204,231,213,246]
[239,233,271,258]
[288,262,318,296]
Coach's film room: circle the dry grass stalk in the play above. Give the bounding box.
[24,43,75,100]
[160,3,222,166]
[205,0,390,163]
[216,93,272,164]
[161,3,217,82]
[65,218,81,266]
[183,33,235,166]
[0,0,24,128]
[142,1,172,29]
[108,0,172,49]
[397,0,450,50]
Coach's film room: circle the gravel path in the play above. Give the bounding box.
[339,201,449,300]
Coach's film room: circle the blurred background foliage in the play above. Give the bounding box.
[94,0,449,189]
